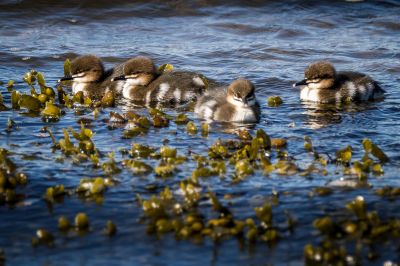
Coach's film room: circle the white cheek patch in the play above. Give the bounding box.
[307,83,321,90]
[300,87,320,102]
[157,83,170,101]
[192,76,205,87]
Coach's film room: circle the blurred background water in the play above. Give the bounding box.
[0,0,400,265]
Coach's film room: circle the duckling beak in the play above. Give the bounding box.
[58,76,74,82]
[111,75,126,81]
[293,79,307,87]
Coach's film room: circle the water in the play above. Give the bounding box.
[1,0,400,265]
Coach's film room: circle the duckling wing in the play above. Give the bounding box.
[194,86,228,120]
[337,71,384,101]
[147,71,214,103]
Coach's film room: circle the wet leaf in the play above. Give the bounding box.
[105,220,117,236]
[336,146,352,164]
[64,58,71,76]
[101,91,115,107]
[175,113,189,125]
[58,216,71,231]
[267,96,283,107]
[42,102,61,120]
[362,138,389,163]
[36,72,46,87]
[271,138,287,149]
[11,90,21,109]
[158,63,174,73]
[201,122,209,137]
[19,94,41,112]
[75,212,89,230]
[186,121,197,134]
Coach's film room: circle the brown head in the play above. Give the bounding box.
[227,79,257,107]
[293,61,336,89]
[59,55,104,83]
[112,56,157,86]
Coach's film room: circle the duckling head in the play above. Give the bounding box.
[293,61,336,89]
[59,55,104,83]
[227,79,257,107]
[112,56,157,86]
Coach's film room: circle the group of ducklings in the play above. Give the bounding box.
[59,55,385,123]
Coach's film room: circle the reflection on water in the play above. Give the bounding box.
[301,101,380,129]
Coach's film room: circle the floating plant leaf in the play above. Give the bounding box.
[75,212,89,230]
[158,63,174,73]
[160,146,177,158]
[105,220,117,236]
[236,129,252,140]
[19,94,41,112]
[101,91,115,107]
[36,72,46,88]
[336,145,352,164]
[362,138,389,163]
[186,121,197,134]
[267,96,283,107]
[42,102,61,120]
[255,129,271,149]
[123,159,153,174]
[175,113,189,125]
[304,136,313,152]
[7,80,14,91]
[271,138,287,149]
[11,90,21,109]
[201,123,209,137]
[58,216,71,231]
[64,58,71,76]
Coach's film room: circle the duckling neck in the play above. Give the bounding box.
[72,82,90,95]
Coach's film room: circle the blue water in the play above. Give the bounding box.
[1,0,400,265]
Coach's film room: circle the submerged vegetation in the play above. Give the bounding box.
[0,64,397,265]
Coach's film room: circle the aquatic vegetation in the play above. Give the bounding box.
[75,213,90,231]
[0,61,397,264]
[58,216,71,231]
[267,96,283,107]
[32,229,54,247]
[105,220,117,236]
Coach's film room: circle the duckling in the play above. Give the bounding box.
[58,55,123,99]
[112,56,217,105]
[293,61,385,103]
[194,79,260,123]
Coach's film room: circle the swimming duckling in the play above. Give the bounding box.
[194,79,260,123]
[293,61,385,103]
[112,56,217,105]
[58,55,123,99]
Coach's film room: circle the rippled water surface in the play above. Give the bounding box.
[1,0,400,265]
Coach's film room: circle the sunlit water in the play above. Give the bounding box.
[1,0,400,265]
